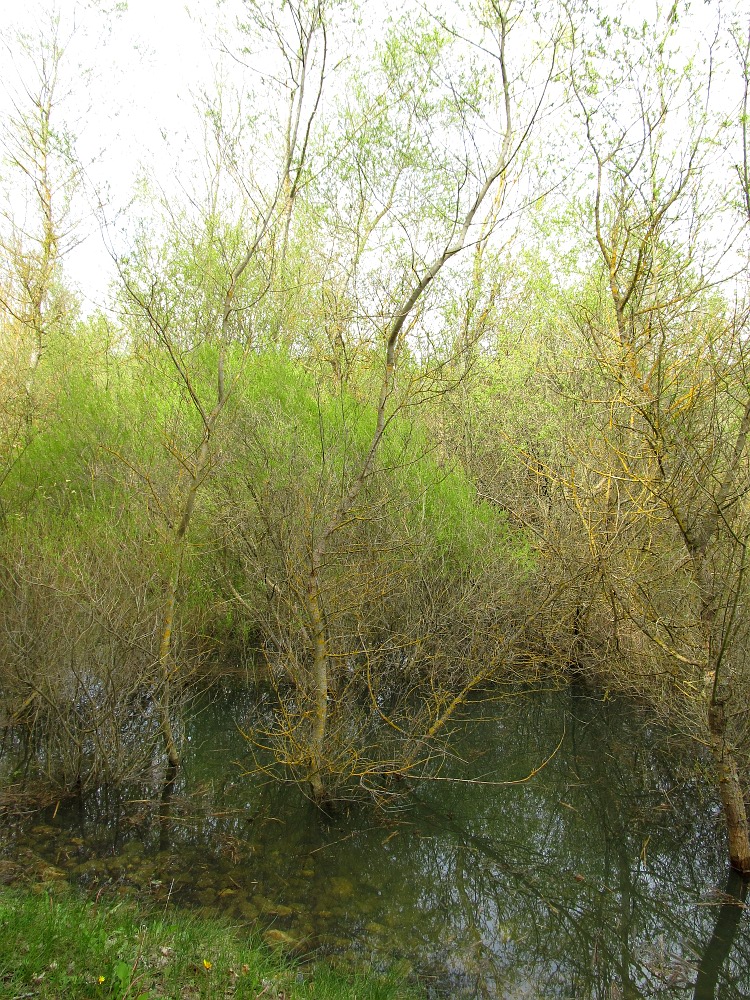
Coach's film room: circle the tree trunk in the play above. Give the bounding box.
[157,575,181,772]
[707,702,750,875]
[687,541,750,875]
[306,552,329,805]
[155,436,214,773]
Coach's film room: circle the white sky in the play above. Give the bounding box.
[0,0,224,310]
[0,0,747,312]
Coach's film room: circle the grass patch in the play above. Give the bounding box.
[0,886,420,999]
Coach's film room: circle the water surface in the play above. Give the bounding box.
[5,686,749,999]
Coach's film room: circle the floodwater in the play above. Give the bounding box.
[3,685,749,999]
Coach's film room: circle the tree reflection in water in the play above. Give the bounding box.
[693,869,748,1000]
[11,686,750,999]
[403,688,750,997]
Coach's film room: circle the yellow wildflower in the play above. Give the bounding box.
[203,959,212,970]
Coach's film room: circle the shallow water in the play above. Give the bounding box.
[4,685,749,998]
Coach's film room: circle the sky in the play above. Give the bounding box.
[0,0,747,312]
[0,0,224,310]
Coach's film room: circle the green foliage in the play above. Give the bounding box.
[225,350,524,574]
[401,454,532,572]
[0,886,420,999]
[0,316,162,522]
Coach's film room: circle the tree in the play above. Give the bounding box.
[116,185,271,775]
[549,3,750,872]
[0,7,81,508]
[0,8,79,380]
[218,0,560,805]
[111,0,334,777]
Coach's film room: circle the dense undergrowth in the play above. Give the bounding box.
[0,342,533,799]
[1,0,749,864]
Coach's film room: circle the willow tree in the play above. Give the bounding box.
[558,3,750,872]
[220,0,560,805]
[117,205,267,773]
[0,9,80,494]
[113,1,333,775]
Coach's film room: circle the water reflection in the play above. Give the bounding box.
[693,870,748,1000]
[404,691,739,998]
[4,686,749,998]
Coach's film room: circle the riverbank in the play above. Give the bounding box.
[0,885,420,999]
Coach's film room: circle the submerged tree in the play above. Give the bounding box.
[112,0,335,777]
[553,3,750,872]
[215,0,561,805]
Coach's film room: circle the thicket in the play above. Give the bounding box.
[0,336,533,796]
[1,0,750,872]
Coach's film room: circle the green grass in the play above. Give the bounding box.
[0,886,420,999]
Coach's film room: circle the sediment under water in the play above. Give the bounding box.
[2,686,748,999]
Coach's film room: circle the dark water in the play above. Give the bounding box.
[3,686,749,998]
